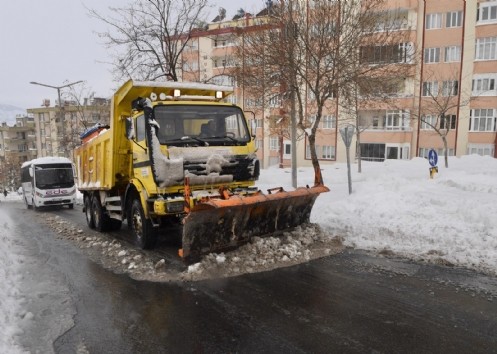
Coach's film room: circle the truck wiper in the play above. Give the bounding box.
[207,135,242,145]
[180,136,209,146]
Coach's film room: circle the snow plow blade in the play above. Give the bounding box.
[180,184,329,262]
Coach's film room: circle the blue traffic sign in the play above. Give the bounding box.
[428,149,438,167]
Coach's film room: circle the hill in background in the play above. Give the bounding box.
[0,104,27,126]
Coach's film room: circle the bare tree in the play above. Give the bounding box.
[235,0,413,181]
[89,0,210,82]
[56,84,111,153]
[414,69,472,168]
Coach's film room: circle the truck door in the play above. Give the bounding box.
[132,114,152,180]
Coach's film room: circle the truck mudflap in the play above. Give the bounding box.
[179,184,329,262]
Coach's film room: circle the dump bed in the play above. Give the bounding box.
[75,128,127,190]
[74,111,131,191]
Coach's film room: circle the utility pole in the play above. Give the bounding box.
[30,80,83,157]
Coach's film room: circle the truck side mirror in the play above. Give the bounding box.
[244,111,256,138]
[125,118,135,140]
[250,120,257,137]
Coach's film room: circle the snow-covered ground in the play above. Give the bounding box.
[258,155,497,275]
[1,154,496,351]
[0,199,26,353]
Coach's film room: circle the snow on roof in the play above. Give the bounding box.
[133,81,234,93]
[21,156,72,168]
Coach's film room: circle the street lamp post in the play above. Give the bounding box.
[30,80,83,157]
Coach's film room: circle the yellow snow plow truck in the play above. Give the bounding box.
[74,80,328,261]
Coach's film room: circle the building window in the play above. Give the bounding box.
[321,145,335,159]
[283,142,291,158]
[385,110,409,130]
[214,57,235,68]
[419,147,454,158]
[477,2,497,23]
[255,139,263,149]
[446,11,463,28]
[360,143,385,162]
[183,61,199,71]
[245,98,254,107]
[256,119,263,128]
[422,81,439,96]
[424,48,440,63]
[467,144,495,156]
[322,115,336,129]
[445,46,461,62]
[185,39,198,51]
[268,95,281,107]
[426,13,442,29]
[475,37,497,60]
[212,75,235,86]
[442,80,459,96]
[472,75,497,96]
[269,136,279,151]
[440,114,457,130]
[421,115,436,130]
[224,94,237,104]
[216,37,235,47]
[359,43,411,64]
[469,109,496,132]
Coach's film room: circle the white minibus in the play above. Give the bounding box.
[21,157,76,209]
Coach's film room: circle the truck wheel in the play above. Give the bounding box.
[85,196,95,229]
[92,195,110,232]
[68,203,74,209]
[130,199,157,249]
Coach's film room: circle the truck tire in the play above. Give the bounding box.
[92,195,110,232]
[130,199,157,249]
[85,196,95,229]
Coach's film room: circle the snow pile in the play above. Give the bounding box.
[0,210,26,354]
[258,155,497,275]
[182,224,343,281]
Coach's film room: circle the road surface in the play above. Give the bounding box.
[3,201,497,353]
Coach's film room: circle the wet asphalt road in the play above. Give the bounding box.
[5,201,497,353]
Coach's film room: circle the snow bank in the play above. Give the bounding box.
[259,155,497,275]
[0,209,26,353]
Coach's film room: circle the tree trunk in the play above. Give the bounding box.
[308,133,322,185]
[356,130,362,173]
[442,136,449,168]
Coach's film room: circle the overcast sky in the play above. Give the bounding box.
[0,0,264,110]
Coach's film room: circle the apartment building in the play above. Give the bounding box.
[0,114,37,163]
[27,97,110,159]
[179,0,497,168]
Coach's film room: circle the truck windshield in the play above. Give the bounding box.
[34,164,74,189]
[153,105,251,146]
